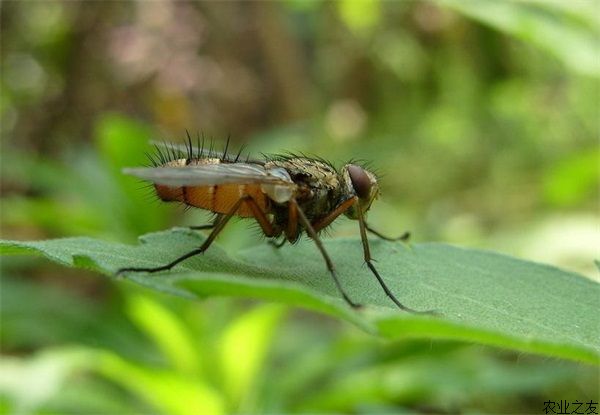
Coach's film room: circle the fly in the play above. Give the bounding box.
[118,133,426,313]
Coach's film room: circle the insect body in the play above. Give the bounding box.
[118,137,423,312]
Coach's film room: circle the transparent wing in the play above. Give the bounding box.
[123,163,295,187]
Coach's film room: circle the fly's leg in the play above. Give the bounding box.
[118,196,273,275]
[189,224,214,231]
[295,196,423,311]
[310,197,408,242]
[357,207,433,314]
[291,199,361,309]
[365,225,410,242]
[189,214,223,231]
[311,197,358,232]
[268,238,286,249]
[243,197,277,238]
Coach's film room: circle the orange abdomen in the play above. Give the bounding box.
[155,184,268,217]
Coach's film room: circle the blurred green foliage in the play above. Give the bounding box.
[1,1,598,414]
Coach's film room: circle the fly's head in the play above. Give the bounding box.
[342,164,379,219]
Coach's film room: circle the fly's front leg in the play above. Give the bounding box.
[357,208,432,314]
[365,224,410,242]
[291,199,361,308]
[312,197,357,232]
[117,196,263,275]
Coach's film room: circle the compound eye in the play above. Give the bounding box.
[347,165,372,199]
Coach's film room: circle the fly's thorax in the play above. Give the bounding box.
[264,159,340,194]
[265,158,342,216]
[265,156,341,232]
[261,167,294,203]
[341,164,380,219]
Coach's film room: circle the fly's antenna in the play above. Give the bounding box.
[234,143,247,163]
[185,130,194,160]
[222,134,231,161]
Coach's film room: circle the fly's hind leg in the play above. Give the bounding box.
[189,214,223,231]
[189,224,214,231]
[365,225,410,242]
[268,238,286,249]
[117,196,272,275]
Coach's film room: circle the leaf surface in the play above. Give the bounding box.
[2,229,598,363]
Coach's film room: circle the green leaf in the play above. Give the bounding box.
[0,348,95,413]
[543,150,599,207]
[126,294,201,375]
[1,229,598,364]
[219,304,286,409]
[441,0,600,77]
[95,350,226,415]
[337,0,381,35]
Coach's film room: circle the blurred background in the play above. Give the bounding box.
[1,1,598,414]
